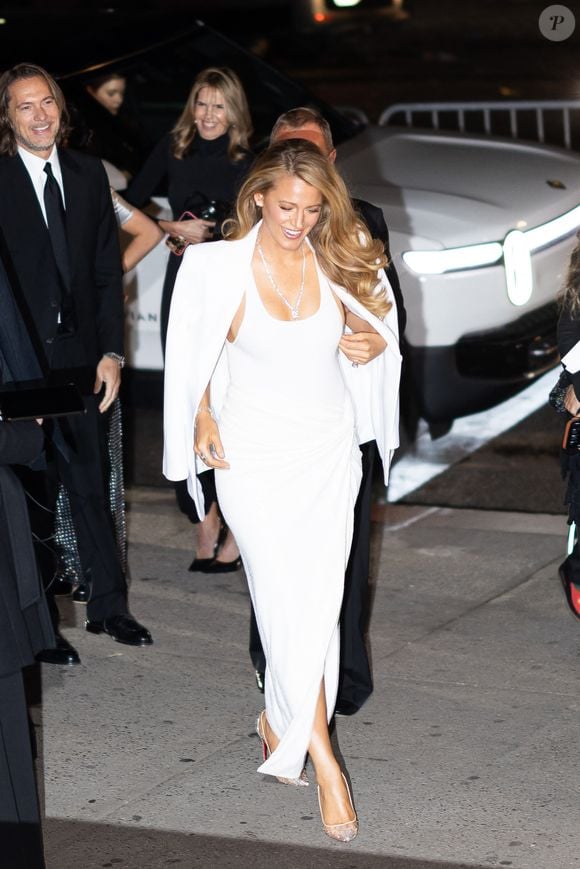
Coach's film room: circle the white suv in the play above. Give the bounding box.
[336,124,580,425]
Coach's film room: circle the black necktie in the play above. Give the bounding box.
[43,162,69,284]
[43,161,74,331]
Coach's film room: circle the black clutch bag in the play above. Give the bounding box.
[562,415,580,454]
[0,383,85,421]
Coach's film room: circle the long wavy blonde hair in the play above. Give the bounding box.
[559,232,580,317]
[171,67,252,161]
[223,139,391,318]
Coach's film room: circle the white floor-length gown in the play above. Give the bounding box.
[215,259,362,781]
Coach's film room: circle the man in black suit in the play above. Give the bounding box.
[0,417,53,869]
[247,107,406,714]
[0,63,152,664]
[0,245,55,869]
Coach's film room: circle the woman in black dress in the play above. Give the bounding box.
[126,67,254,571]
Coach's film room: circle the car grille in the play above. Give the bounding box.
[456,301,559,379]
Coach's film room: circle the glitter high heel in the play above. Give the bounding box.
[256,710,308,787]
[317,773,359,843]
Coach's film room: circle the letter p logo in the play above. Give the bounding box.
[539,5,576,40]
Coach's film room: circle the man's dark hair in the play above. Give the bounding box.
[0,63,69,156]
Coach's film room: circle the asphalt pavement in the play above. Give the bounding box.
[399,403,567,515]
[35,470,580,868]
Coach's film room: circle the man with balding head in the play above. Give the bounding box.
[270,108,406,334]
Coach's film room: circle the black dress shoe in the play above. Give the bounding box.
[85,614,153,646]
[188,555,215,572]
[559,561,580,619]
[334,699,361,717]
[72,582,90,603]
[36,631,81,666]
[52,575,74,596]
[200,556,243,574]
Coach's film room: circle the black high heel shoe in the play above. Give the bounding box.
[188,520,228,572]
[201,555,243,574]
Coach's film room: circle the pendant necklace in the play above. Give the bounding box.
[257,237,306,320]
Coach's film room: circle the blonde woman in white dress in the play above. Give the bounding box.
[163,139,401,842]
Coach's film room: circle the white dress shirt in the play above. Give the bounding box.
[18,145,65,225]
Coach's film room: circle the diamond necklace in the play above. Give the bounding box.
[256,237,306,320]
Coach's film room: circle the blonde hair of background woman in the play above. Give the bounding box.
[559,231,580,317]
[224,139,391,319]
[172,67,252,162]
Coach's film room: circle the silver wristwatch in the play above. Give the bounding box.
[104,352,125,368]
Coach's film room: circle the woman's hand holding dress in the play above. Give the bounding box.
[338,308,388,366]
[339,331,387,365]
[194,411,230,469]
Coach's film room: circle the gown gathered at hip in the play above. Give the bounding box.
[214,259,362,780]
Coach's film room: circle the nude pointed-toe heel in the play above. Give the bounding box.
[256,710,308,787]
[317,773,359,843]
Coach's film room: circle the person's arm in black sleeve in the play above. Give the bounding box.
[94,160,125,357]
[213,150,255,240]
[385,257,405,340]
[124,133,171,209]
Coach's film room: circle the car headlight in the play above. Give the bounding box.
[525,204,580,252]
[402,243,503,275]
[503,230,533,306]
[402,204,580,277]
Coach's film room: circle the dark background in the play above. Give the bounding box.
[2,1,580,117]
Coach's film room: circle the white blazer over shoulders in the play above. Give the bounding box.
[163,221,402,519]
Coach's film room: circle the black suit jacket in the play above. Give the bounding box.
[0,420,54,677]
[0,148,124,370]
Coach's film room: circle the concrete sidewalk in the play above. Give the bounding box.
[37,488,580,869]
